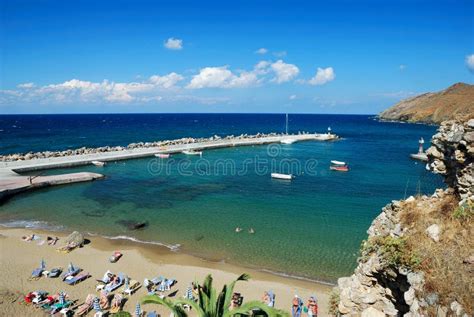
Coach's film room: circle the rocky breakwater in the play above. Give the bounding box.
[333,119,473,317]
[0,132,320,162]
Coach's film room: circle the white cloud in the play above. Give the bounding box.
[1,73,184,104]
[186,66,259,89]
[17,82,35,89]
[466,54,474,73]
[149,72,184,88]
[164,37,183,50]
[255,48,268,55]
[399,64,406,71]
[270,60,300,83]
[308,67,335,86]
[289,94,297,100]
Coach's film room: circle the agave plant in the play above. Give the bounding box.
[141,273,288,317]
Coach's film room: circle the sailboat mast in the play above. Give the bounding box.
[285,113,288,135]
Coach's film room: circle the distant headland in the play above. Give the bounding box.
[379,82,474,124]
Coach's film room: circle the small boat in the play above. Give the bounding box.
[281,138,296,144]
[330,160,349,172]
[271,173,294,180]
[91,160,106,167]
[182,150,202,156]
[109,251,123,263]
[155,153,170,159]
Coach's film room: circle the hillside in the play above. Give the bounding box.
[332,119,474,316]
[379,83,474,124]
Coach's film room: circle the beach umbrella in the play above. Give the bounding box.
[135,302,142,317]
[93,296,101,312]
[40,258,46,270]
[184,285,193,300]
[124,275,130,290]
[157,281,166,292]
[59,292,65,305]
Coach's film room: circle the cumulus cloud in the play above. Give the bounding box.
[270,60,300,83]
[186,66,258,89]
[289,94,297,100]
[17,82,35,89]
[308,67,335,86]
[466,54,474,73]
[164,37,183,50]
[399,64,406,71]
[255,48,268,55]
[1,73,184,104]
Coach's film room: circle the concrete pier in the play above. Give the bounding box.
[0,172,104,203]
[0,133,337,201]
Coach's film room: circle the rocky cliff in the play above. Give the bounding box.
[333,119,473,316]
[379,83,474,124]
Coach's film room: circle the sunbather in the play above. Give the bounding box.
[75,294,95,316]
[104,273,124,292]
[110,293,124,314]
[99,290,110,310]
[64,272,90,285]
[22,234,36,242]
[47,236,59,245]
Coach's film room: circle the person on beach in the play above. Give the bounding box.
[305,296,318,317]
[22,234,35,241]
[262,291,275,307]
[291,295,303,317]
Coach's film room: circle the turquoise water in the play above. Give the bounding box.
[0,114,442,282]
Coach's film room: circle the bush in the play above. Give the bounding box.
[452,201,473,220]
[328,289,341,316]
[359,236,421,269]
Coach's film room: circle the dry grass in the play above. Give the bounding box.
[399,194,474,314]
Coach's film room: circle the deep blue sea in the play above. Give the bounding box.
[0,114,442,282]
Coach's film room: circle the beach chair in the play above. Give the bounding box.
[64,271,90,285]
[29,259,46,280]
[61,262,81,281]
[47,267,63,278]
[104,272,125,292]
[110,293,124,314]
[122,277,141,296]
[164,278,176,291]
[96,270,114,291]
[75,294,95,316]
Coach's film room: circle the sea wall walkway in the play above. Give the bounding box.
[0,133,338,201]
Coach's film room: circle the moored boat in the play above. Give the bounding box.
[330,160,349,172]
[155,153,170,159]
[280,138,296,144]
[91,160,106,167]
[182,150,202,156]
[271,173,294,180]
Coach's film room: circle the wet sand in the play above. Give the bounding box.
[0,228,334,316]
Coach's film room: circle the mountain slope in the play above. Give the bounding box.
[379,83,474,124]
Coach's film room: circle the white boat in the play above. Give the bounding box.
[271,173,293,180]
[155,153,170,159]
[280,138,296,144]
[182,150,202,156]
[91,160,106,167]
[330,160,346,166]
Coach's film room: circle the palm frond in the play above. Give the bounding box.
[226,300,289,317]
[141,295,189,317]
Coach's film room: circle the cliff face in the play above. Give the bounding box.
[379,83,474,124]
[333,120,474,317]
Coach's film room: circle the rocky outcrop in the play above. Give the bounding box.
[379,83,474,124]
[426,119,474,204]
[334,119,473,316]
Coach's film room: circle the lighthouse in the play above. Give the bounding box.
[418,137,425,154]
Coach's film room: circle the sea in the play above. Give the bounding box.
[0,114,443,283]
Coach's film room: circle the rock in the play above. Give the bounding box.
[361,307,385,317]
[462,255,474,264]
[338,302,351,314]
[404,287,416,306]
[425,293,439,306]
[467,119,474,128]
[450,301,464,316]
[425,224,441,242]
[407,272,425,290]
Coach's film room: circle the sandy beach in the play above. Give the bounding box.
[0,227,333,316]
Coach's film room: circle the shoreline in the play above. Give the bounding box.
[0,220,337,286]
[0,227,334,316]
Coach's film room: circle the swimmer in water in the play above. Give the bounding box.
[235,227,242,233]
[249,228,255,234]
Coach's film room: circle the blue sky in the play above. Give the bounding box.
[1,0,473,114]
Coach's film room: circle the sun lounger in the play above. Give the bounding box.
[122,279,140,295]
[104,273,125,292]
[75,294,95,316]
[110,293,124,314]
[29,259,46,280]
[61,263,81,280]
[64,272,90,285]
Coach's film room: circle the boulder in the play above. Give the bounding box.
[361,307,385,317]
[425,224,440,242]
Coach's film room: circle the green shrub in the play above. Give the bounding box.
[452,201,473,220]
